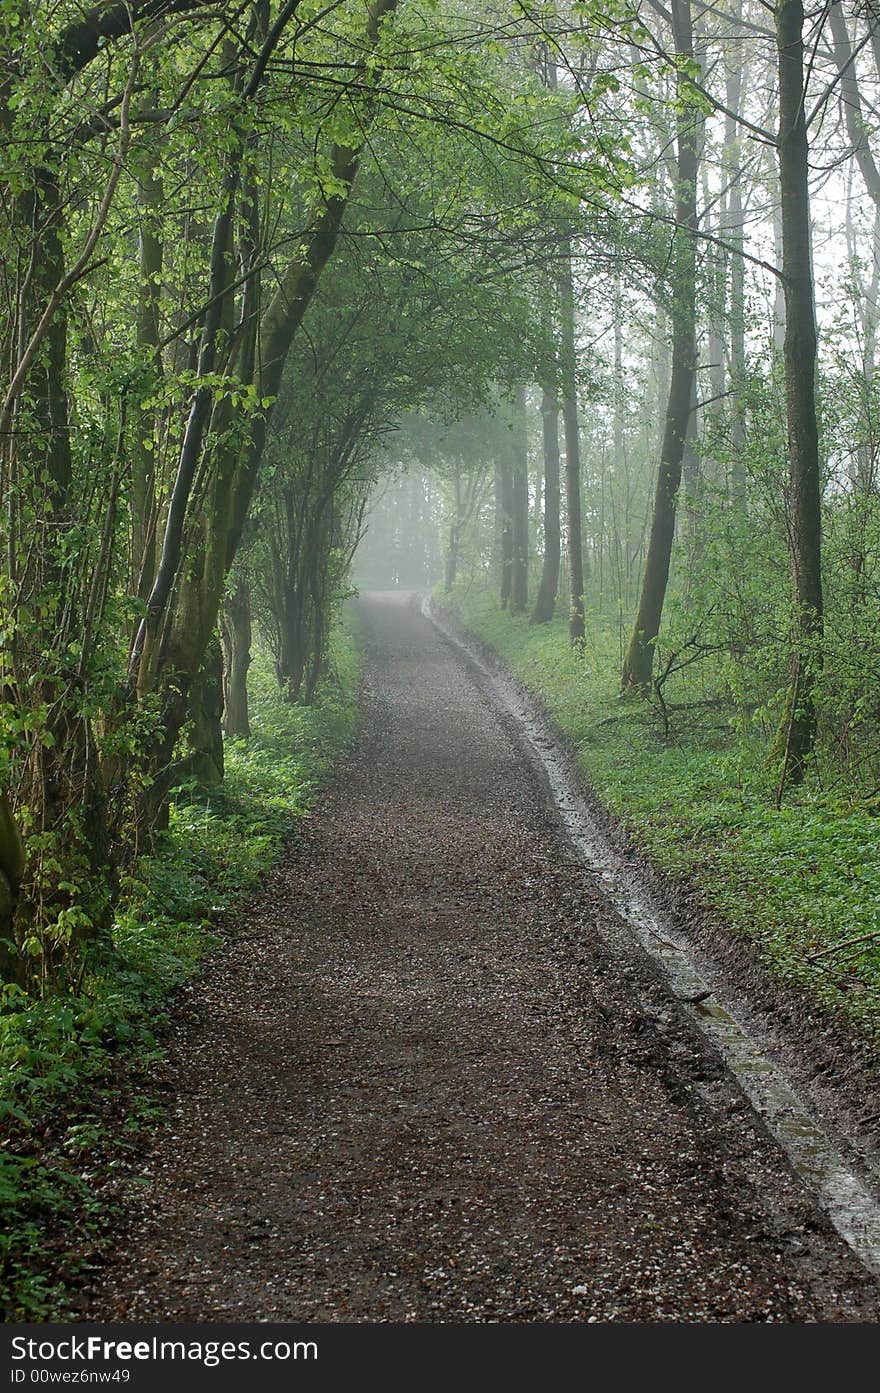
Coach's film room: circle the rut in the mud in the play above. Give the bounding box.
[86,594,880,1322]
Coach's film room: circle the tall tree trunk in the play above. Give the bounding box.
[531,383,561,622]
[496,458,514,608]
[768,147,787,353]
[622,0,700,689]
[131,155,162,598]
[0,793,25,982]
[681,375,701,541]
[7,169,110,959]
[129,150,240,701]
[725,39,748,498]
[705,159,727,437]
[827,3,880,211]
[510,386,529,613]
[133,0,399,828]
[857,208,880,493]
[444,470,461,592]
[559,235,586,643]
[774,0,823,788]
[279,591,308,703]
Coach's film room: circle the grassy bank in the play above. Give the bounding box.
[0,626,359,1319]
[444,583,880,1045]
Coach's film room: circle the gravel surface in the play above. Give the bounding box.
[86,593,880,1322]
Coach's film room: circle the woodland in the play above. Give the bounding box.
[2,0,880,1320]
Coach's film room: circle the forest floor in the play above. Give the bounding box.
[83,592,880,1322]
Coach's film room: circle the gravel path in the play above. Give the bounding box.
[88,593,880,1322]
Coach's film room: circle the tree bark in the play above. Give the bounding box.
[6,168,111,959]
[133,0,398,827]
[444,470,461,592]
[510,386,529,613]
[827,4,880,211]
[222,572,252,738]
[531,383,561,622]
[774,0,823,787]
[0,792,25,981]
[496,458,514,608]
[559,236,586,643]
[182,638,225,788]
[131,160,162,599]
[622,0,700,689]
[724,37,748,497]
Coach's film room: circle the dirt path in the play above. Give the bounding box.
[87,593,880,1322]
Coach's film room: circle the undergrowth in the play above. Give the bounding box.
[444,583,880,1046]
[0,626,359,1319]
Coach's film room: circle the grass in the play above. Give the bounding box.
[0,624,359,1319]
[443,582,880,1045]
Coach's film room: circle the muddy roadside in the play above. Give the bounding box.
[428,595,880,1207]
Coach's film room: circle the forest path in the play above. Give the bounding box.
[88,593,879,1321]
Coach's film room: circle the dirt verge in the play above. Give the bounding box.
[429,596,880,1196]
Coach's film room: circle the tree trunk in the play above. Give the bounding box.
[279,582,309,702]
[510,386,529,613]
[622,0,700,689]
[131,160,162,599]
[221,572,252,738]
[559,235,586,643]
[827,4,880,211]
[774,0,823,787]
[768,147,786,353]
[496,458,514,608]
[133,0,399,824]
[0,793,26,982]
[444,470,461,592]
[6,169,110,959]
[723,16,748,497]
[182,639,225,788]
[681,375,701,541]
[856,209,880,492]
[531,383,561,622]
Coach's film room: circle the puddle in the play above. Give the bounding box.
[425,597,880,1276]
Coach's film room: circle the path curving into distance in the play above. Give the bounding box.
[88,592,880,1322]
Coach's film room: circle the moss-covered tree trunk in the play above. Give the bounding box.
[134,0,399,831]
[182,638,225,787]
[5,170,110,963]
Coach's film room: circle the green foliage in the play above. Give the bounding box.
[3,2,626,981]
[0,627,358,1319]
